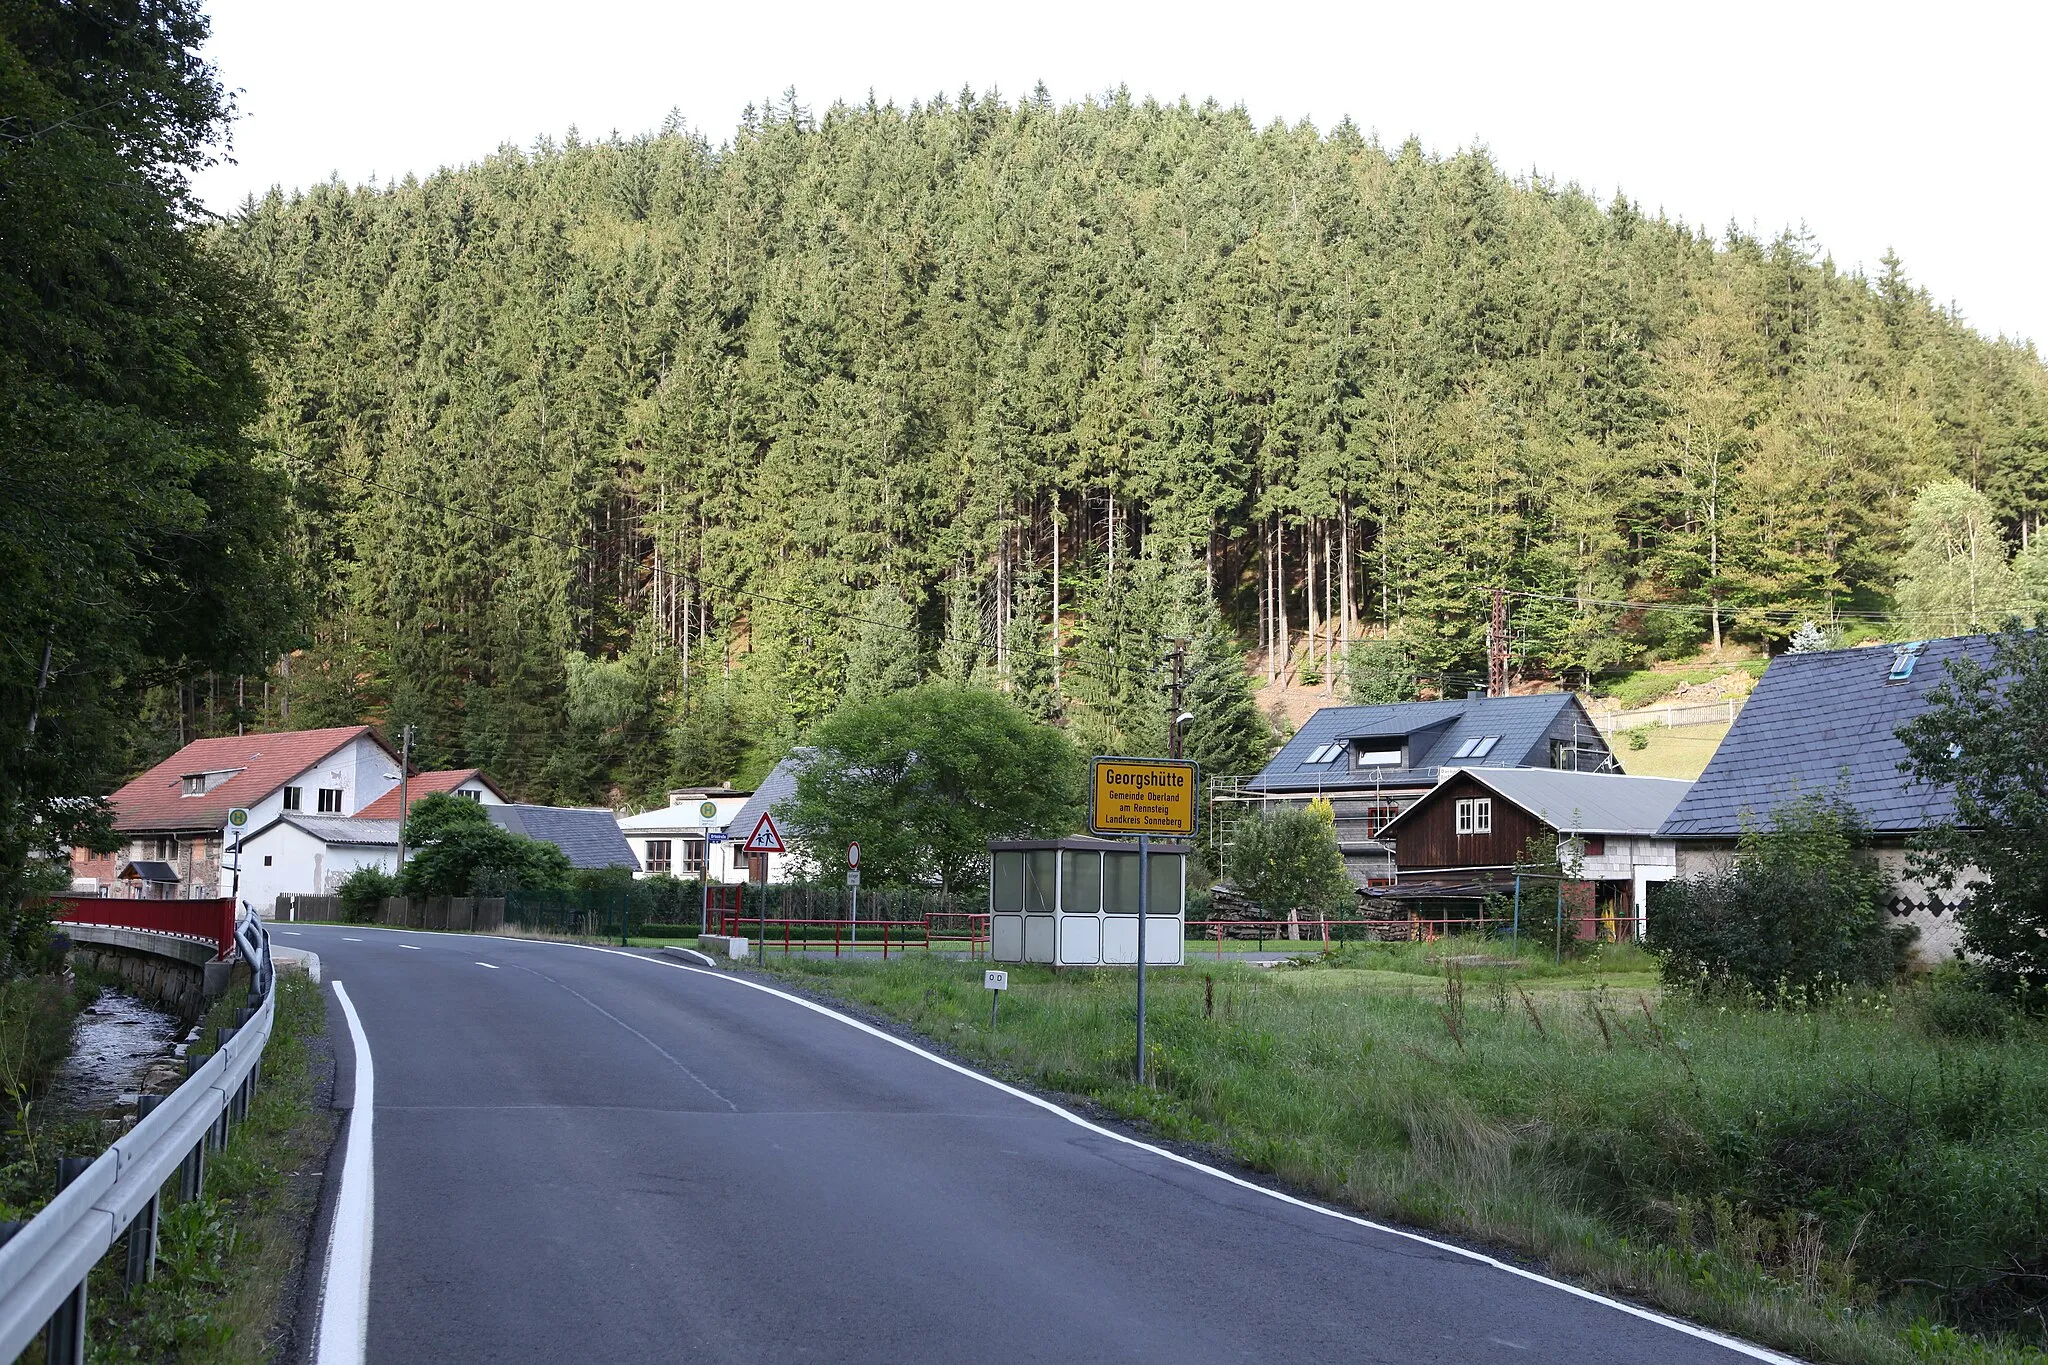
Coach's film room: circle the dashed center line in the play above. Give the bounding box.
[343,937,363,942]
[399,944,421,951]
[475,962,499,969]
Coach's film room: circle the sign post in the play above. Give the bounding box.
[847,843,860,946]
[226,808,250,911]
[984,968,1008,1028]
[1087,758,1198,1086]
[741,814,785,964]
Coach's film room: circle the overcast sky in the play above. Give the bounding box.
[194,0,2044,348]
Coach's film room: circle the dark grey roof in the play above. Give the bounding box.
[1381,770,1691,839]
[1247,694,1604,793]
[273,815,399,846]
[487,805,640,870]
[1658,636,1998,838]
[117,861,179,883]
[727,750,812,845]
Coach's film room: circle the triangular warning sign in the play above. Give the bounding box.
[742,812,786,855]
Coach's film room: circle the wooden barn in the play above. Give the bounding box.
[1372,769,1691,939]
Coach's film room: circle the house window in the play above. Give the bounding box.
[317,788,342,814]
[457,789,483,802]
[645,840,672,874]
[1304,743,1343,764]
[680,837,706,875]
[182,774,205,796]
[263,855,273,866]
[1364,803,1401,838]
[1550,740,1578,770]
[283,787,302,812]
[1455,798,1492,835]
[1354,747,1403,767]
[1450,735,1502,760]
[1582,836,1605,857]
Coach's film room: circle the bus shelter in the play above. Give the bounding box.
[987,837,1186,967]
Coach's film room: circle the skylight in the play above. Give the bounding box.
[1450,735,1502,760]
[1304,743,1343,764]
[1887,642,1925,683]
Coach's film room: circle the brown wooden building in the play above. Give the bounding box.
[1373,768,1690,939]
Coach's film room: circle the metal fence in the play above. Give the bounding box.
[0,912,276,1362]
[45,895,237,960]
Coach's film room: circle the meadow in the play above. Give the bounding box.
[757,944,2048,1365]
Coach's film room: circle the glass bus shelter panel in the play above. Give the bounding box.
[991,852,1026,913]
[1060,851,1102,914]
[1147,852,1182,915]
[1023,851,1058,915]
[1102,852,1140,916]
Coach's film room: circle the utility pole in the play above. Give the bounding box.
[1488,587,1509,698]
[1165,638,1189,760]
[394,725,415,871]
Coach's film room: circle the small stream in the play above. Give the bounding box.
[41,988,186,1119]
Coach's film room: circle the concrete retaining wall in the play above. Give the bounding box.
[62,925,240,1023]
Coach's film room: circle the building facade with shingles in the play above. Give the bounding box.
[1656,636,1999,961]
[1230,693,1620,884]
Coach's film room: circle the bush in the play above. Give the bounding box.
[335,865,397,924]
[1918,966,2016,1042]
[1651,793,1914,1000]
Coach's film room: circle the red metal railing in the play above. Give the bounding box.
[46,895,237,960]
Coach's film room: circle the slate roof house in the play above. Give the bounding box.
[724,752,810,884]
[1657,635,2000,960]
[1231,693,1619,883]
[487,805,639,872]
[1374,769,1692,939]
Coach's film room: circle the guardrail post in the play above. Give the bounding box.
[127,1097,167,1286]
[45,1157,94,1364]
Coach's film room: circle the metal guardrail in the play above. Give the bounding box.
[0,912,276,1362]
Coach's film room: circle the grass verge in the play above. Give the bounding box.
[752,951,2048,1365]
[84,970,332,1363]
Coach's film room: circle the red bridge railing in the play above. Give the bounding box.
[46,895,237,961]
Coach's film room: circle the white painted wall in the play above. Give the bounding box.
[237,819,396,917]
[618,794,750,881]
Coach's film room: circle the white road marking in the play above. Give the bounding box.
[343,937,363,942]
[475,962,499,970]
[316,981,375,1365]
[282,930,304,936]
[520,938,1799,1365]
[398,944,421,951]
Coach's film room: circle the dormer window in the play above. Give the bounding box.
[1451,735,1501,760]
[179,769,239,796]
[1353,746,1403,767]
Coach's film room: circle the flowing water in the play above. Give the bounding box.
[41,988,185,1119]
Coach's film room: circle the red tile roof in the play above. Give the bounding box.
[355,769,506,820]
[106,727,393,832]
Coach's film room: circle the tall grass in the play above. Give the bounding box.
[761,953,2048,1365]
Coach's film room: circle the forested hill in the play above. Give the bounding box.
[220,92,2048,805]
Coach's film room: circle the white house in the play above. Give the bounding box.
[617,788,752,882]
[71,726,404,905]
[237,767,511,912]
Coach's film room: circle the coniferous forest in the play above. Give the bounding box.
[212,91,2048,804]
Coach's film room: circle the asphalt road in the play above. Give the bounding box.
[284,925,1790,1364]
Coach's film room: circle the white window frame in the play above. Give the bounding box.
[1353,747,1403,768]
[282,786,302,812]
[1455,798,1493,835]
[317,787,343,814]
